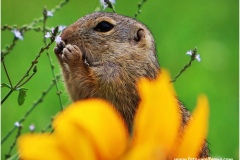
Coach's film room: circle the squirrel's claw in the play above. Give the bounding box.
[55,40,66,53]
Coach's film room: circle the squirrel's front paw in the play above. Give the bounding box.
[62,44,83,66]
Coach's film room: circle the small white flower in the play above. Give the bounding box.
[47,10,53,17]
[58,25,66,32]
[186,50,201,62]
[45,32,62,44]
[100,0,116,9]
[14,122,20,127]
[12,29,23,40]
[29,124,35,131]
[55,35,62,44]
[100,0,108,9]
[186,50,192,56]
[44,32,51,38]
[51,27,55,33]
[195,54,201,62]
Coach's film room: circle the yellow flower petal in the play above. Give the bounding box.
[17,68,210,160]
[175,95,209,158]
[122,142,166,160]
[53,120,97,160]
[17,134,69,160]
[133,70,181,154]
[53,99,129,160]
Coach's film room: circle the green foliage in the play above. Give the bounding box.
[1,0,238,159]
[1,83,11,89]
[17,88,28,106]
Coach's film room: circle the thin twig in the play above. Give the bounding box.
[46,52,64,111]
[2,56,13,87]
[43,8,64,111]
[171,48,198,83]
[1,0,69,57]
[1,31,57,105]
[17,71,37,88]
[1,90,15,106]
[1,0,70,156]
[1,25,43,32]
[1,37,18,58]
[1,75,60,144]
[5,152,18,160]
[41,117,55,133]
[171,59,194,83]
[104,0,116,13]
[134,0,147,19]
[5,126,22,159]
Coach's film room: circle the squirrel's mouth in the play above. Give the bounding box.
[79,46,90,66]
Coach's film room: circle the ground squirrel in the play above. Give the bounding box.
[54,12,209,157]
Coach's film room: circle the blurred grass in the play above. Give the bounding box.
[1,0,238,159]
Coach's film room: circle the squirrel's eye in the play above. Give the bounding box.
[93,21,114,32]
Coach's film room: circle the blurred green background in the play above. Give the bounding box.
[1,0,238,159]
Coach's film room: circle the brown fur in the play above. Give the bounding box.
[54,12,209,157]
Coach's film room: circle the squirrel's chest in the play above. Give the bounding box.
[92,62,127,82]
[91,64,137,97]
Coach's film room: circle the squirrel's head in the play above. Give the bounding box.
[58,12,158,67]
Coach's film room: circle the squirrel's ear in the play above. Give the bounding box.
[134,29,145,42]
